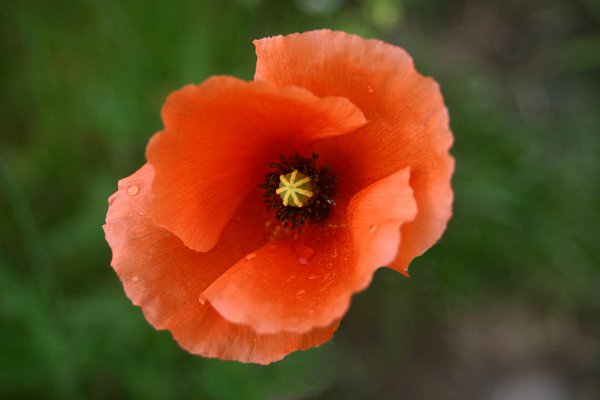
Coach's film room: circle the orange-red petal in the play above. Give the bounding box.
[146,76,366,253]
[166,303,339,365]
[202,168,416,334]
[103,164,338,363]
[391,109,454,272]
[254,30,453,273]
[348,168,417,275]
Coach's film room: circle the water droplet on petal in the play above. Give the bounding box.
[367,85,374,93]
[127,185,139,196]
[198,293,207,304]
[369,224,378,233]
[244,253,257,262]
[308,274,318,280]
[294,245,314,265]
[295,289,306,297]
[131,275,139,282]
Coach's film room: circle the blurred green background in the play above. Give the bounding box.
[1,0,599,398]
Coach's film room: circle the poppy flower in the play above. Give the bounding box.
[104,30,453,364]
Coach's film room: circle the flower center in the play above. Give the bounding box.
[260,153,337,230]
[275,170,314,207]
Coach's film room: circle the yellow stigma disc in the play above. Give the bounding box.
[275,170,314,207]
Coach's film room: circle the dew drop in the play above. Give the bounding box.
[294,245,314,265]
[131,275,139,282]
[367,85,374,93]
[198,293,207,304]
[244,253,257,262]
[369,224,378,233]
[127,185,139,196]
[295,289,306,297]
[308,274,318,280]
